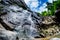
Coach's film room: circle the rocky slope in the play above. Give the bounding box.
[0,0,42,40]
[0,0,60,40]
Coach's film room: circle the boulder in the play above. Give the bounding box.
[50,38,60,40]
[42,16,55,25]
[0,28,17,40]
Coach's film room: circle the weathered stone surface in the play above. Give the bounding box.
[0,0,42,40]
[0,28,17,40]
[0,0,30,14]
[0,18,16,30]
[37,16,60,38]
[42,16,55,25]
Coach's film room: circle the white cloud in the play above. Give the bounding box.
[38,3,47,13]
[48,0,53,3]
[30,1,39,8]
[48,0,57,3]
[24,0,38,4]
[24,0,47,13]
[25,0,39,8]
[30,3,48,13]
[39,8,47,13]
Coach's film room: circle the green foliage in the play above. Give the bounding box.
[41,11,48,16]
[38,0,60,16]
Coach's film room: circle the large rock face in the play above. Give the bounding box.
[0,0,29,9]
[0,28,17,40]
[0,0,42,40]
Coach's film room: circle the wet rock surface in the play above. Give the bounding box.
[0,0,42,40]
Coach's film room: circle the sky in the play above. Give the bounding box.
[24,0,57,13]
